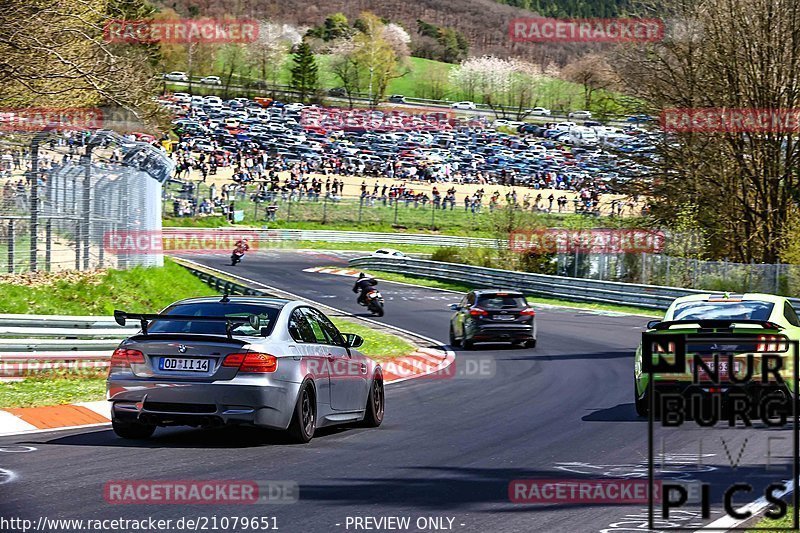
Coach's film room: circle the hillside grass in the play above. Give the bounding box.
[0,258,217,315]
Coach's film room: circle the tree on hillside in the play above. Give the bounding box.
[449,56,543,118]
[290,41,319,103]
[307,13,352,41]
[248,21,303,89]
[218,44,248,97]
[350,13,408,107]
[562,54,619,110]
[329,39,363,108]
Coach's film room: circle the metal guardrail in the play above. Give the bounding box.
[349,256,800,311]
[0,315,138,378]
[161,227,503,248]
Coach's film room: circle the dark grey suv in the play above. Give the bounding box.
[448,290,537,349]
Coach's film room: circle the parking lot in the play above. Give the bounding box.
[159,94,658,216]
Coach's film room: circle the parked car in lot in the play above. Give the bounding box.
[388,94,406,104]
[451,101,477,110]
[567,126,599,147]
[107,296,385,443]
[526,107,551,116]
[164,71,189,82]
[449,290,537,349]
[200,76,222,85]
[627,114,656,123]
[568,110,592,119]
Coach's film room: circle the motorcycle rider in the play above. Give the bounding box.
[231,238,249,264]
[352,272,378,305]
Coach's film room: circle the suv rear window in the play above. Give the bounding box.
[476,294,527,310]
[148,303,281,336]
[671,300,774,321]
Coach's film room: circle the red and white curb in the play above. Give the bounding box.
[303,266,362,277]
[0,401,110,436]
[383,347,454,384]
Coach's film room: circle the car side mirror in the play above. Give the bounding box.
[449,303,460,311]
[646,320,661,330]
[343,333,364,348]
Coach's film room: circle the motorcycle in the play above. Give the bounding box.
[362,288,385,317]
[231,250,244,266]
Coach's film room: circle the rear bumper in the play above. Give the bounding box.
[469,324,535,342]
[107,378,300,430]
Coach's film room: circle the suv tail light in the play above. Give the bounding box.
[469,307,489,317]
[109,348,145,371]
[520,308,536,316]
[222,353,278,373]
[756,335,789,353]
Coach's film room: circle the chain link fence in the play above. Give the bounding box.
[0,129,173,272]
[553,252,800,296]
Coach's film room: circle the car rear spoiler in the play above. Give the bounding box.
[114,310,259,339]
[649,319,783,331]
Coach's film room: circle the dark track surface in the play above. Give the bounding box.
[0,250,790,533]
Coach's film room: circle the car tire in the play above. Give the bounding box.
[462,337,474,350]
[634,379,649,417]
[288,380,316,443]
[449,326,461,348]
[523,339,537,349]
[111,419,156,440]
[361,373,384,428]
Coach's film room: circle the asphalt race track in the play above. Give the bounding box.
[0,250,793,532]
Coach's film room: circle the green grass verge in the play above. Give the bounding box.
[361,269,659,316]
[0,373,107,408]
[329,318,415,362]
[749,508,793,531]
[0,258,217,315]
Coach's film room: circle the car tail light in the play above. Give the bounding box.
[223,353,278,373]
[222,353,246,367]
[469,307,489,317]
[109,348,145,371]
[520,308,536,316]
[756,335,788,352]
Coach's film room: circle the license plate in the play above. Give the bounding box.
[494,315,515,321]
[695,360,740,377]
[159,357,210,372]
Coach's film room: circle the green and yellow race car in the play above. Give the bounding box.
[634,293,800,417]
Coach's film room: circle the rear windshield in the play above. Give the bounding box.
[147,302,281,336]
[671,301,774,321]
[477,295,527,310]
